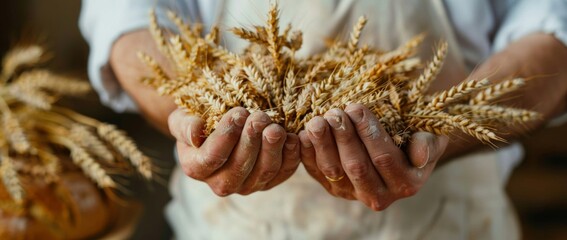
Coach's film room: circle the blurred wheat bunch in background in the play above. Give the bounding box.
[141,4,540,146]
[0,44,153,206]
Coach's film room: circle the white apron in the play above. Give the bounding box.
[166,1,520,239]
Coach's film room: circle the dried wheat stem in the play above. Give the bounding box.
[347,16,368,55]
[13,70,91,95]
[205,25,220,45]
[448,115,504,143]
[70,124,114,163]
[137,52,170,88]
[1,45,44,81]
[8,85,56,110]
[1,154,25,204]
[470,78,525,105]
[167,10,197,42]
[449,104,541,123]
[97,123,152,180]
[2,113,31,154]
[231,27,268,45]
[426,78,489,110]
[407,41,448,102]
[149,9,170,57]
[266,3,282,73]
[203,68,239,106]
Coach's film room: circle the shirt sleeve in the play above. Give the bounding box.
[492,0,567,53]
[79,0,194,112]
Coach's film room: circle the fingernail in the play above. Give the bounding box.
[265,133,282,144]
[285,142,296,150]
[307,118,325,139]
[325,109,344,130]
[186,129,196,147]
[232,111,246,127]
[346,108,364,124]
[415,133,435,168]
[251,121,264,134]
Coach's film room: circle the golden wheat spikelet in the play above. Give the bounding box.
[141,6,540,143]
[69,143,117,188]
[149,9,170,58]
[347,16,368,55]
[97,123,152,180]
[2,114,31,154]
[0,155,25,204]
[426,78,489,110]
[13,70,91,95]
[407,41,448,102]
[166,10,197,42]
[266,3,282,73]
[469,78,525,105]
[449,104,541,123]
[1,45,44,80]
[70,124,114,163]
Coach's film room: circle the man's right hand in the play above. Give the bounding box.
[168,107,301,196]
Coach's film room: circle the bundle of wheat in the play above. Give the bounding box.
[0,44,153,239]
[141,4,539,146]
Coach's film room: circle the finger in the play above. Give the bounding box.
[177,107,248,181]
[324,109,384,210]
[168,108,205,147]
[209,111,271,196]
[238,123,286,194]
[307,116,355,199]
[306,116,345,181]
[263,133,301,190]
[407,132,449,169]
[345,104,415,198]
[406,133,449,184]
[298,130,332,191]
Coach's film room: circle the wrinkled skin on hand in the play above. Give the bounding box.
[168,107,301,196]
[299,104,449,211]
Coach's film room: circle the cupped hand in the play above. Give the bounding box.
[298,104,448,211]
[168,107,301,196]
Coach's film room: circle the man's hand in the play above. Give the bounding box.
[169,107,301,196]
[299,104,448,211]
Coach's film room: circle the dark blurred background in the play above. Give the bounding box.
[1,1,566,239]
[0,1,175,239]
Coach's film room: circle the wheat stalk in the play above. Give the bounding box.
[0,154,25,204]
[140,6,541,145]
[97,123,152,180]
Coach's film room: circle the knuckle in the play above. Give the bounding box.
[319,164,343,179]
[202,151,228,169]
[259,170,278,182]
[370,153,394,169]
[344,161,369,178]
[396,184,418,198]
[180,162,198,179]
[211,182,236,197]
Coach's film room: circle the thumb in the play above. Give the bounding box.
[168,108,206,147]
[407,132,449,168]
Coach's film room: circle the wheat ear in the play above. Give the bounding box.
[426,79,489,110]
[407,41,448,102]
[470,78,525,105]
[1,155,25,204]
[97,123,153,180]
